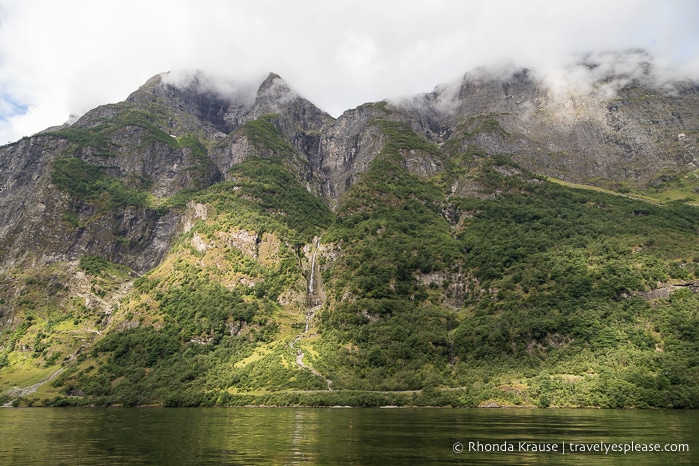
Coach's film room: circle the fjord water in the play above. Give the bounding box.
[0,408,696,465]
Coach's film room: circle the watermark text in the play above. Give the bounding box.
[453,440,689,455]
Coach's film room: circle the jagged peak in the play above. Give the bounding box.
[125,73,167,101]
[258,72,282,88]
[126,70,263,107]
[255,72,297,101]
[245,71,333,126]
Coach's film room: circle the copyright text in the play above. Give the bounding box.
[452,440,690,455]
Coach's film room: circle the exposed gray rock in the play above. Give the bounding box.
[0,61,697,275]
[397,67,699,185]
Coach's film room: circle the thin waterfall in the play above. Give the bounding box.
[308,242,318,295]
[290,236,332,390]
[304,309,311,334]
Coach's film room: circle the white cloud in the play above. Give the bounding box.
[0,0,697,144]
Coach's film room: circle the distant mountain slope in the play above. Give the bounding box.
[1,57,698,407]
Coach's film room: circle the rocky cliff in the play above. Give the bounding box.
[2,64,696,272]
[403,66,698,185]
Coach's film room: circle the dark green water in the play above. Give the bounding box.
[0,407,696,465]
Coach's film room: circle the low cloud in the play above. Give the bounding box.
[160,69,260,105]
[0,0,697,144]
[390,48,695,124]
[533,49,687,99]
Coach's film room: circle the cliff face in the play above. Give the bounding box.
[398,68,699,186]
[1,66,698,271]
[0,81,222,273]
[1,61,698,273]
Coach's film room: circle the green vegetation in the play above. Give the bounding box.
[641,169,699,204]
[47,100,222,211]
[50,105,173,156]
[441,114,510,157]
[462,114,510,137]
[176,134,219,189]
[313,129,699,407]
[4,110,699,408]
[78,255,110,276]
[192,154,333,249]
[51,157,149,209]
[52,127,113,155]
[114,108,180,150]
[40,147,336,406]
[241,114,295,155]
[373,120,442,157]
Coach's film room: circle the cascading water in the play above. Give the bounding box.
[308,244,317,296]
[307,237,319,308]
[289,237,333,390]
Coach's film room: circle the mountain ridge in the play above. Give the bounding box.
[1,58,698,408]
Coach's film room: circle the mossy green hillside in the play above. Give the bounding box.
[42,153,335,406]
[0,258,134,399]
[2,111,698,408]
[241,114,296,156]
[313,128,699,406]
[51,157,150,209]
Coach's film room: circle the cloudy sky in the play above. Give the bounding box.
[0,0,697,144]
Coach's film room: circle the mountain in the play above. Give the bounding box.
[1,57,698,408]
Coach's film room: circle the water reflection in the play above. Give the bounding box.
[0,408,695,465]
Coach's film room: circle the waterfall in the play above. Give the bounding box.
[308,237,318,296]
[290,236,333,391]
[308,248,317,295]
[304,311,311,334]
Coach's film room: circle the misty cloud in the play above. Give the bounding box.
[535,49,685,99]
[160,69,260,106]
[0,0,697,144]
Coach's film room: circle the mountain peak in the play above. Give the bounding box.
[245,71,311,121]
[261,71,282,84]
[256,72,294,99]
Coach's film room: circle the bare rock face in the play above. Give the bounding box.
[125,72,234,135]
[399,66,699,185]
[0,74,231,272]
[211,73,332,176]
[0,60,698,275]
[317,104,388,201]
[0,136,68,242]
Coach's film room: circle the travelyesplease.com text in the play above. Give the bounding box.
[453,440,689,455]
